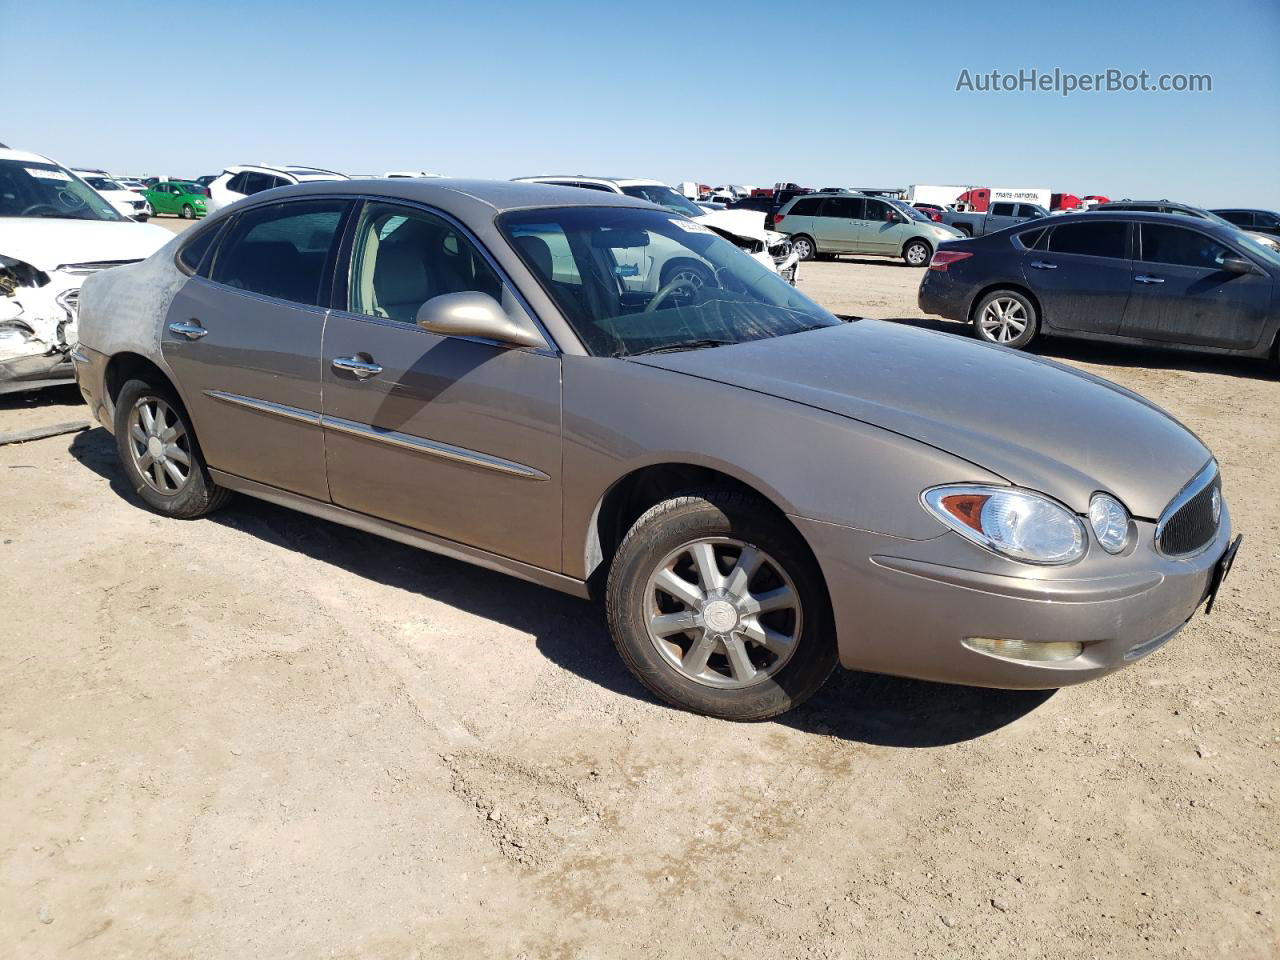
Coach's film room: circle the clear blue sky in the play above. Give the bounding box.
[5,0,1278,208]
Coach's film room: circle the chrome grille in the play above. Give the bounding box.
[1156,464,1221,557]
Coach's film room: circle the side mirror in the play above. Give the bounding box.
[416,291,545,349]
[1221,256,1257,276]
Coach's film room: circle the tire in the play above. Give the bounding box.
[180,204,194,220]
[791,235,816,261]
[659,259,714,291]
[955,224,973,237]
[113,377,231,519]
[972,289,1039,349]
[903,239,932,267]
[606,490,838,721]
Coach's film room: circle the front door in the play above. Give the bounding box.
[1020,219,1133,335]
[1120,221,1273,349]
[162,197,352,501]
[860,197,907,254]
[321,200,563,571]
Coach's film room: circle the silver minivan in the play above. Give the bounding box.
[775,192,963,265]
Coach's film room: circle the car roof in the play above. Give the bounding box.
[244,177,658,216]
[225,163,349,179]
[1027,209,1245,234]
[514,176,665,188]
[0,147,58,165]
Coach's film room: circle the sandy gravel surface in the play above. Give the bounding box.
[1,257,1276,959]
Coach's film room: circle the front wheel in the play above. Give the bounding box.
[972,290,1039,349]
[903,239,932,267]
[606,491,837,720]
[790,235,816,261]
[180,204,194,220]
[114,378,230,518]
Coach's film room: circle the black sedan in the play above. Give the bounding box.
[1212,208,1280,239]
[917,211,1280,367]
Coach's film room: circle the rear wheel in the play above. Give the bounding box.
[606,490,837,721]
[114,378,230,519]
[791,235,816,261]
[972,290,1039,349]
[903,239,932,267]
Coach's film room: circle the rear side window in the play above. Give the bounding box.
[1140,223,1233,270]
[1017,227,1046,249]
[212,199,349,305]
[788,197,822,216]
[176,221,224,275]
[226,172,251,193]
[829,197,866,219]
[1043,222,1128,259]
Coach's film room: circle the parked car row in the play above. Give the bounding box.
[70,177,1242,721]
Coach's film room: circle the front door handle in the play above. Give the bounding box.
[168,320,207,340]
[1134,275,1165,284]
[332,356,384,379]
[1029,260,1058,270]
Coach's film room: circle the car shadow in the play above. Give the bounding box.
[823,256,919,268]
[881,315,1276,379]
[68,426,1051,747]
[0,383,82,411]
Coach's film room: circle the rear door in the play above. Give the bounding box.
[1020,220,1133,335]
[1119,221,1273,349]
[162,197,353,500]
[320,200,563,571]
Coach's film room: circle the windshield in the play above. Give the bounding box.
[889,199,930,222]
[500,206,840,357]
[83,176,122,191]
[619,184,704,218]
[0,160,123,221]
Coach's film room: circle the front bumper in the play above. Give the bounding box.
[793,507,1233,690]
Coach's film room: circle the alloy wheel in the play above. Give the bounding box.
[644,536,802,689]
[979,297,1029,343]
[905,242,929,266]
[126,396,192,495]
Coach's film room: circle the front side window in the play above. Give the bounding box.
[348,202,502,323]
[1043,221,1128,259]
[830,197,866,220]
[1017,204,1045,219]
[1140,223,1233,270]
[990,202,1016,217]
[0,160,122,221]
[864,199,895,222]
[212,199,348,304]
[501,206,839,357]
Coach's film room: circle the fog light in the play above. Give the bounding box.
[963,636,1084,662]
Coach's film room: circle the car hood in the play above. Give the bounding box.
[0,218,171,271]
[631,320,1210,519]
[695,207,769,242]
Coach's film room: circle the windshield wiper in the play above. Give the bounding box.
[622,338,738,357]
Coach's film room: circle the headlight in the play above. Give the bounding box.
[922,484,1086,565]
[1088,493,1130,554]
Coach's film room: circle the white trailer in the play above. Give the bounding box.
[907,184,969,208]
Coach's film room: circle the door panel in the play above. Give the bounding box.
[321,315,563,569]
[1120,223,1272,349]
[813,210,856,253]
[859,199,897,253]
[161,279,329,500]
[1022,221,1132,335]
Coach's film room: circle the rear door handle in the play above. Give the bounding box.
[1134,275,1165,284]
[331,356,383,379]
[1029,260,1057,270]
[168,320,207,340]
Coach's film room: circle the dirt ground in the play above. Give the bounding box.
[1,247,1276,959]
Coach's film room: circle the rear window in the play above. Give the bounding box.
[1043,221,1128,259]
[211,200,349,305]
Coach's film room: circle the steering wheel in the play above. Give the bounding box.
[644,276,699,313]
[21,204,61,217]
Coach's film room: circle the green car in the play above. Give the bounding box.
[143,180,208,219]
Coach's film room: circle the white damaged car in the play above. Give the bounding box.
[513,176,801,284]
[0,148,171,393]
